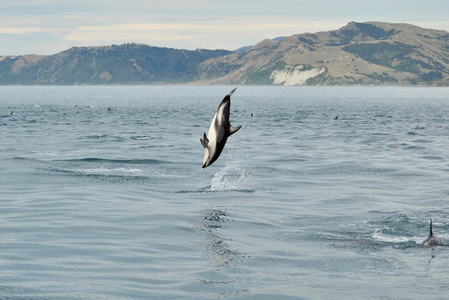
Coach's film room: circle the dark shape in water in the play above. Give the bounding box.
[421,219,442,247]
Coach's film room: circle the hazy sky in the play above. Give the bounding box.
[1,0,449,55]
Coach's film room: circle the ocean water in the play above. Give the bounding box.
[1,85,449,299]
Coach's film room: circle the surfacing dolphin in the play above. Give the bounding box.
[200,87,242,168]
[421,219,442,247]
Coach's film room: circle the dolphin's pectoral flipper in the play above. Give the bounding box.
[229,124,242,136]
[200,133,209,149]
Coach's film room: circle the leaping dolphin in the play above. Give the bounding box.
[421,219,442,247]
[201,87,242,168]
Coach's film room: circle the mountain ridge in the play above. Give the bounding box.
[0,44,231,84]
[197,21,449,86]
[1,22,449,85]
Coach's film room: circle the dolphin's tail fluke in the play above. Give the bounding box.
[227,87,238,97]
[219,87,238,105]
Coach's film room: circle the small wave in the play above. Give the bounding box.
[420,155,445,161]
[370,229,432,249]
[57,158,167,165]
[413,138,433,143]
[50,166,150,183]
[175,186,254,194]
[0,285,29,293]
[80,134,125,141]
[131,136,152,140]
[371,229,420,244]
[74,167,142,176]
[81,134,108,139]
[11,156,46,165]
[406,131,419,136]
[403,145,426,150]
[12,156,29,161]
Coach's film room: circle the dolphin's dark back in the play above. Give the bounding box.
[217,87,237,124]
[421,219,442,247]
[217,98,231,125]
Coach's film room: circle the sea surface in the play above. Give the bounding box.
[1,85,449,299]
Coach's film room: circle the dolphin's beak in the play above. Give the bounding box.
[202,157,212,168]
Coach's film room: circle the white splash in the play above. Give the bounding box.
[371,229,421,244]
[209,163,250,192]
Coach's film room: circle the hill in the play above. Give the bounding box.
[0,44,231,84]
[1,22,449,85]
[198,22,449,85]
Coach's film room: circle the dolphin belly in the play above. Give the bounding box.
[202,114,218,168]
[202,114,228,168]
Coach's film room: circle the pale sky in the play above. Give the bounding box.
[1,0,449,55]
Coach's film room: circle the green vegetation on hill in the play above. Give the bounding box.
[343,42,416,69]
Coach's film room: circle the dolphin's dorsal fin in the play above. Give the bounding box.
[200,133,209,149]
[430,219,433,236]
[229,124,242,136]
